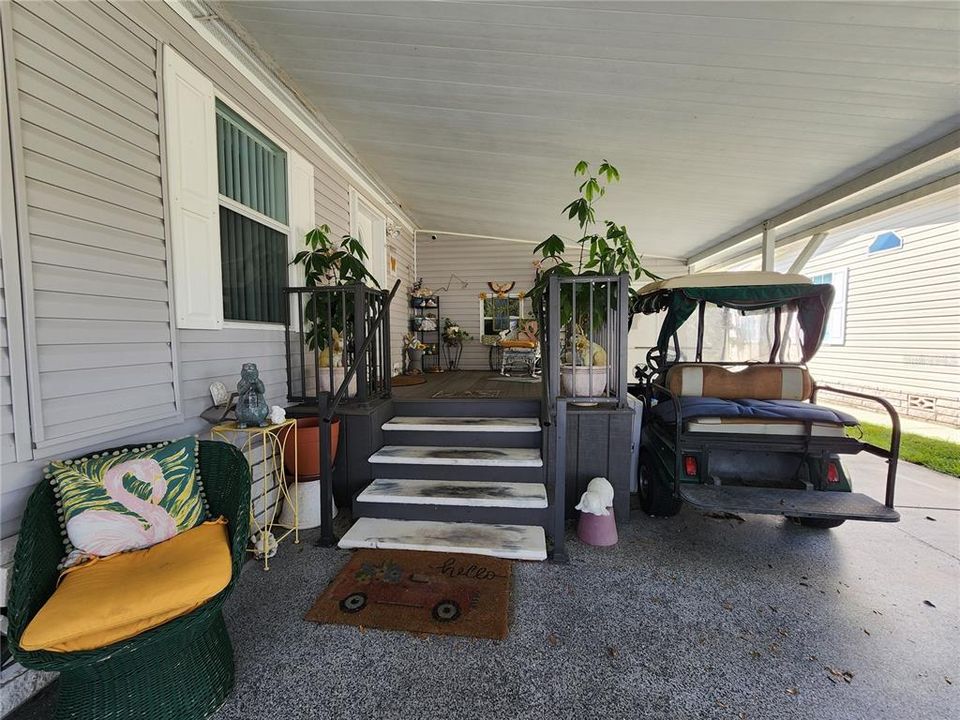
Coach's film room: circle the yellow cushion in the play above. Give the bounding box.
[20,520,231,652]
[499,339,537,349]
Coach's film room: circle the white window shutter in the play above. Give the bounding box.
[287,151,315,329]
[163,46,223,330]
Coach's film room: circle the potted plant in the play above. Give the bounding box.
[284,224,379,478]
[403,333,427,374]
[530,160,657,397]
[291,224,379,395]
[442,318,471,370]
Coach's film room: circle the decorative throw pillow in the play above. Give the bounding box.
[46,437,208,567]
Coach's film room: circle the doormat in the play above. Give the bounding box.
[306,549,512,640]
[431,389,502,399]
[392,374,427,386]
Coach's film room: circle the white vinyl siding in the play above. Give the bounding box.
[0,0,415,539]
[416,233,687,371]
[8,0,180,451]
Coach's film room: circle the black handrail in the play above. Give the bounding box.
[813,384,900,509]
[315,279,400,546]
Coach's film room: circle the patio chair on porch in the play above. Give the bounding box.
[6,441,251,720]
[498,319,541,377]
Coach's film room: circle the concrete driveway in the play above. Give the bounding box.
[10,455,958,720]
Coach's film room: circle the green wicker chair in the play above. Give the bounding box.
[7,440,251,720]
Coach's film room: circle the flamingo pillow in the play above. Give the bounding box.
[45,437,209,567]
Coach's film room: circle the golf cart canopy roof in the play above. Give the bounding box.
[632,271,835,363]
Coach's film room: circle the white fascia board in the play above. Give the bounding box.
[166,0,417,235]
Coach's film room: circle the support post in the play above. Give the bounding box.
[353,284,368,402]
[551,399,569,563]
[761,221,776,271]
[316,394,337,547]
[788,231,829,274]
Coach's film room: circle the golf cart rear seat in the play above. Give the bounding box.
[652,364,859,436]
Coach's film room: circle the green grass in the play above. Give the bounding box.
[848,422,960,478]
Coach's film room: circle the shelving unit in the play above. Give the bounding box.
[411,295,442,372]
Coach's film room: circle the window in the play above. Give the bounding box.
[811,269,847,345]
[868,231,903,254]
[215,100,289,323]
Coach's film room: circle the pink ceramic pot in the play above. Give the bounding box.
[577,508,618,547]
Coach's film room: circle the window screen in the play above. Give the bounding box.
[215,100,289,323]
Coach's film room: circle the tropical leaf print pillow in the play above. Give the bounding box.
[46,437,208,566]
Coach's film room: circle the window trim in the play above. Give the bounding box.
[214,95,299,328]
[811,268,847,346]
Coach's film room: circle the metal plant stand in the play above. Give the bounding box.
[443,341,464,370]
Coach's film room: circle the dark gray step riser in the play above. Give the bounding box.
[382,430,541,448]
[393,399,541,418]
[370,463,545,483]
[353,498,550,526]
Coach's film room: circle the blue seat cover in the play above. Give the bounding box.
[652,397,859,426]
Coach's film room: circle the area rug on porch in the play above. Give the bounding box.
[391,374,427,386]
[305,549,512,639]
[431,389,502,399]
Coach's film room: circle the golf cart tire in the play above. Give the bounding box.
[796,517,846,529]
[639,456,682,518]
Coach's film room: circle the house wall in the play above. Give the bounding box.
[802,195,960,425]
[415,232,686,372]
[0,0,416,540]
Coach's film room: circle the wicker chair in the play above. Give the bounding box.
[7,440,251,720]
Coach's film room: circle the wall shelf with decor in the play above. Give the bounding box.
[411,295,442,372]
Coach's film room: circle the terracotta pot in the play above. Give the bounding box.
[281,416,340,479]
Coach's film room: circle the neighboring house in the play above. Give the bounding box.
[0,0,416,542]
[714,190,960,426]
[802,192,960,426]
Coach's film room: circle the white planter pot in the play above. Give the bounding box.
[317,365,356,397]
[278,478,338,530]
[560,364,608,397]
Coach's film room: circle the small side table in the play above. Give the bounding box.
[211,419,298,570]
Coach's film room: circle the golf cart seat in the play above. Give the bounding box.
[652,363,859,436]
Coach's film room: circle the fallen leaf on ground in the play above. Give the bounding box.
[722,601,734,611]
[786,687,798,696]
[750,650,762,659]
[923,600,937,608]
[607,646,618,658]
[825,666,854,684]
[705,511,745,523]
[546,632,559,646]
[716,700,729,709]
[777,627,790,637]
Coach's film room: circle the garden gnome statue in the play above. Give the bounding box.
[575,477,618,546]
[236,363,269,428]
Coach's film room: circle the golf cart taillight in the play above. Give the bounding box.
[684,455,698,477]
[826,462,840,484]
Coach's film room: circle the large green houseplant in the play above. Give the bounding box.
[291,224,379,362]
[285,224,379,479]
[530,160,657,395]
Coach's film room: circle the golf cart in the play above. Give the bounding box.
[631,271,900,527]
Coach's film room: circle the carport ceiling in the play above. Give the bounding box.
[220,1,960,259]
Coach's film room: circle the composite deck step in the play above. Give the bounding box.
[338,517,547,561]
[357,479,548,508]
[383,416,541,433]
[679,485,900,522]
[369,445,543,467]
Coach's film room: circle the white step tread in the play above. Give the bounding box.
[383,416,541,433]
[370,445,543,467]
[338,518,547,561]
[358,479,548,508]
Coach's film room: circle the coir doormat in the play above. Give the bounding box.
[306,549,512,639]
